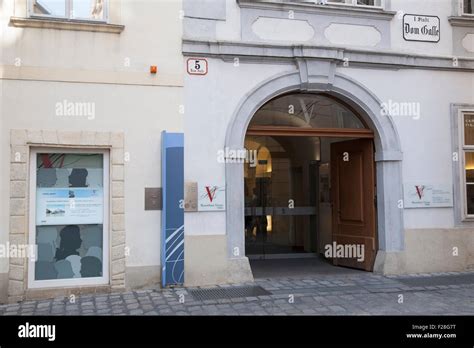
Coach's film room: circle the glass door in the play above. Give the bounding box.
[244,135,318,258]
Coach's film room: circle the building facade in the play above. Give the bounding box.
[182,0,474,285]
[0,0,183,303]
[0,0,474,304]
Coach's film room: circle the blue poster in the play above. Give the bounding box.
[161,132,184,287]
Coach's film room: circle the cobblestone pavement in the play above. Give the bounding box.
[1,272,473,316]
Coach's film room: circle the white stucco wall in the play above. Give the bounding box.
[0,78,5,275]
[0,0,184,283]
[184,59,295,236]
[1,0,183,74]
[184,59,474,234]
[342,67,474,229]
[390,0,454,56]
[192,0,467,58]
[183,0,474,219]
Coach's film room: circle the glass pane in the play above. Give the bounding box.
[36,224,103,280]
[35,153,104,281]
[466,185,474,215]
[357,0,377,5]
[244,135,319,256]
[466,152,474,183]
[464,0,474,14]
[249,94,365,129]
[327,0,349,4]
[464,114,474,145]
[72,0,105,20]
[33,0,66,17]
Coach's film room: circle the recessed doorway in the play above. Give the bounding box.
[244,93,377,272]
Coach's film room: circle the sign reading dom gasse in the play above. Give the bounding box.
[403,14,440,43]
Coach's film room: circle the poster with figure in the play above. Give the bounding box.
[404,183,453,208]
[198,184,226,211]
[35,224,103,280]
[36,188,103,225]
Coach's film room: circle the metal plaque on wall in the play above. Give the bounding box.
[184,182,198,212]
[144,187,162,210]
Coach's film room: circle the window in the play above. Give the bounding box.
[325,0,383,8]
[463,0,474,15]
[30,0,107,21]
[29,149,109,288]
[249,94,366,129]
[462,113,474,218]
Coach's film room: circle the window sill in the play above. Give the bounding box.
[9,17,124,34]
[237,0,396,21]
[448,16,474,28]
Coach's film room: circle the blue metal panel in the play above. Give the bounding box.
[161,131,184,287]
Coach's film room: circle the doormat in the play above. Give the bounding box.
[188,285,271,301]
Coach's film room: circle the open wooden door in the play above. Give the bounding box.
[330,139,376,271]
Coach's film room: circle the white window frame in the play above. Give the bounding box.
[28,0,108,23]
[460,0,474,16]
[460,110,474,220]
[325,0,384,10]
[28,148,110,289]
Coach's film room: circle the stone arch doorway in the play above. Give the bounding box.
[244,92,378,272]
[224,67,404,282]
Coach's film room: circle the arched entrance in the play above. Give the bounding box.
[244,93,377,273]
[223,68,404,283]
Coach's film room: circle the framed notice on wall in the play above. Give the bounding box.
[404,183,453,208]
